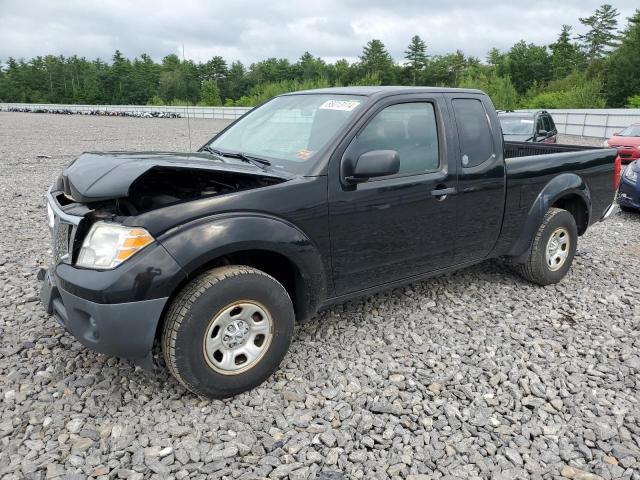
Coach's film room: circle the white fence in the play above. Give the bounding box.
[0,103,252,120]
[2,103,640,138]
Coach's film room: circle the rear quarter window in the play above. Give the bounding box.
[452,98,495,168]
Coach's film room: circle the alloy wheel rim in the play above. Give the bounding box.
[545,227,570,271]
[203,301,273,375]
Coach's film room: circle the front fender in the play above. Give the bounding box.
[158,213,327,320]
[508,173,591,258]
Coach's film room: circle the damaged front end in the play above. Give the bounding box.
[41,150,291,364]
[49,151,289,262]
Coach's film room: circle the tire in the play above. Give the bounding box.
[161,265,295,399]
[620,205,635,213]
[513,207,578,286]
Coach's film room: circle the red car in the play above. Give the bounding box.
[604,124,640,164]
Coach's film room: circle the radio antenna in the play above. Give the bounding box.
[182,43,192,153]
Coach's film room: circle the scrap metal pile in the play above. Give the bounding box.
[1,106,181,118]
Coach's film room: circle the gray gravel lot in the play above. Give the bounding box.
[558,135,606,148]
[0,112,639,480]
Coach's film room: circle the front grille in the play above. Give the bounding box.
[47,191,83,265]
[52,221,72,263]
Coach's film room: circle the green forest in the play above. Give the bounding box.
[1,4,638,110]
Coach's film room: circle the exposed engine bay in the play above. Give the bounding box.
[111,167,285,215]
[51,165,288,260]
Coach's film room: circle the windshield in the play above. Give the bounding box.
[499,116,535,136]
[618,125,640,137]
[207,94,365,174]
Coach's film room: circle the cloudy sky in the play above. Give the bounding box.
[0,0,637,65]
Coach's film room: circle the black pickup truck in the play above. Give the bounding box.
[40,87,620,398]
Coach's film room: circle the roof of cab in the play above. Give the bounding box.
[285,86,485,97]
[498,110,549,117]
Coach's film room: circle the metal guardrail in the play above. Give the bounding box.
[2,103,640,138]
[521,109,640,138]
[0,103,252,120]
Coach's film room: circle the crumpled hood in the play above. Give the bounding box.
[60,151,290,202]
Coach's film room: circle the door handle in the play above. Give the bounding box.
[430,186,457,201]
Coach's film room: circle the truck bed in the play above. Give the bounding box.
[493,143,618,259]
[504,141,601,159]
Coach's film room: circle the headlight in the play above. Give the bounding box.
[624,166,638,183]
[76,222,154,269]
[603,140,610,147]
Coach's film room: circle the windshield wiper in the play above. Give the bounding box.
[199,146,271,168]
[200,145,222,157]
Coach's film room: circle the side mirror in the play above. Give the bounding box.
[345,150,400,183]
[537,129,548,137]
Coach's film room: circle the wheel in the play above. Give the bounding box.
[161,265,295,399]
[620,205,635,213]
[513,207,578,286]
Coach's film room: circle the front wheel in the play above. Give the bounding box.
[161,266,295,399]
[513,207,578,286]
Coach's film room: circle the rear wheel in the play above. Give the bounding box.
[513,208,578,286]
[161,265,295,399]
[620,205,636,213]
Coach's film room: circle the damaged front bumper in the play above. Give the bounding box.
[40,267,167,366]
[41,188,187,367]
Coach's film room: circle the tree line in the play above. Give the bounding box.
[0,4,638,110]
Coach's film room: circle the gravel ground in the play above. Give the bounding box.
[0,112,639,480]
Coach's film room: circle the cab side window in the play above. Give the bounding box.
[349,102,439,175]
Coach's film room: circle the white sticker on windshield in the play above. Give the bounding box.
[319,100,360,112]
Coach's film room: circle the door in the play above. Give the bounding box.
[448,95,505,264]
[328,97,458,295]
